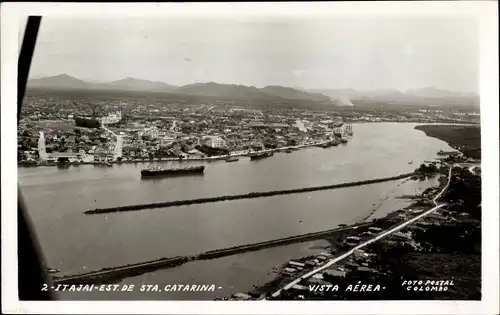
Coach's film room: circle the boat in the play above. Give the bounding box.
[225,157,239,162]
[56,159,71,168]
[408,161,413,164]
[248,151,274,160]
[346,124,353,136]
[141,165,205,178]
[285,149,294,153]
[340,136,348,143]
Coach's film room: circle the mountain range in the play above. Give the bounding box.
[28,74,479,107]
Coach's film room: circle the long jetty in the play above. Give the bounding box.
[85,172,415,215]
[52,222,370,285]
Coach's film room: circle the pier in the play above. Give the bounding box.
[52,223,370,285]
[85,172,415,215]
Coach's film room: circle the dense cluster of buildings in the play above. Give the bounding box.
[18,100,348,165]
[17,94,479,165]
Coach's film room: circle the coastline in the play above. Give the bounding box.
[18,140,336,168]
[231,173,448,299]
[220,124,481,300]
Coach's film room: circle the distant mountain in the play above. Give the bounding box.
[308,89,360,100]
[175,82,282,100]
[260,85,333,104]
[27,75,478,108]
[405,87,477,98]
[28,74,92,89]
[104,77,178,92]
[308,87,479,108]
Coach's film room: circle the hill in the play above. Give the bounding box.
[28,74,92,89]
[103,77,178,92]
[308,87,479,108]
[174,82,281,100]
[260,85,332,103]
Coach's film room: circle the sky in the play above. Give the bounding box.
[28,17,479,92]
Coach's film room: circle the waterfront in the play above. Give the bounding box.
[18,123,455,299]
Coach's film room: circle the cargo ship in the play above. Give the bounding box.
[248,151,274,160]
[141,166,205,178]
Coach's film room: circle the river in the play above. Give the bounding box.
[18,123,455,300]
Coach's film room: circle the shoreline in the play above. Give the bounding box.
[232,172,449,299]
[230,124,481,301]
[18,140,337,168]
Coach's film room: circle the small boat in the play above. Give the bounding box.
[408,161,413,164]
[340,136,348,143]
[248,151,274,160]
[56,161,70,168]
[285,149,294,153]
[225,157,239,162]
[47,268,60,274]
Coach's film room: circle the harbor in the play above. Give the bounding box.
[18,123,457,282]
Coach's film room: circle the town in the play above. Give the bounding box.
[18,93,480,166]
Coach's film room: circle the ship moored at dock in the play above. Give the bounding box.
[248,151,274,160]
[141,166,205,178]
[225,157,239,162]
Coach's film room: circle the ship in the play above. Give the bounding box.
[345,124,353,136]
[340,135,348,143]
[248,151,274,160]
[141,165,205,178]
[333,128,343,137]
[225,157,239,162]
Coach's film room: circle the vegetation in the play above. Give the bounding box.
[415,124,481,159]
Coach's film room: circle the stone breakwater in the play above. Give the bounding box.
[52,223,371,285]
[85,172,415,215]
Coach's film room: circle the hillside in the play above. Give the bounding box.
[308,87,479,108]
[174,82,281,100]
[104,78,178,92]
[28,74,92,89]
[27,74,479,109]
[260,85,332,103]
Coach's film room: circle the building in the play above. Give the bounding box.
[47,152,82,163]
[323,269,347,279]
[93,148,114,162]
[203,136,227,149]
[288,261,306,269]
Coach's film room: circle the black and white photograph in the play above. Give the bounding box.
[2,2,499,314]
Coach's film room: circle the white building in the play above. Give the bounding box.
[203,136,227,148]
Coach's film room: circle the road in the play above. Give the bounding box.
[101,125,117,137]
[269,164,455,299]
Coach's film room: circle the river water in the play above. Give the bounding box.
[18,123,454,300]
